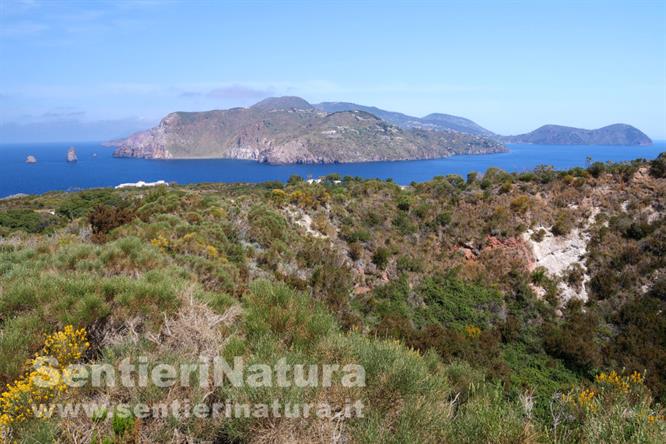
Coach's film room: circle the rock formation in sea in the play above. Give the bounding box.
[67,147,78,162]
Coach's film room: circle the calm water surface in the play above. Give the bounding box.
[1,141,664,197]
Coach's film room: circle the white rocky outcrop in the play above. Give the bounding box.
[284,206,325,238]
[522,208,599,302]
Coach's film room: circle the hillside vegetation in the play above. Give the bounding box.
[0,154,664,443]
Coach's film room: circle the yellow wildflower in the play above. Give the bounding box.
[0,325,89,429]
[464,325,481,338]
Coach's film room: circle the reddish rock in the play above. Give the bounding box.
[354,286,372,295]
[483,235,535,270]
[461,247,477,261]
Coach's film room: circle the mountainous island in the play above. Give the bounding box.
[108,97,506,163]
[504,124,653,145]
[109,98,653,163]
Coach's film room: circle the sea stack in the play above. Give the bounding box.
[26,155,37,164]
[67,147,78,162]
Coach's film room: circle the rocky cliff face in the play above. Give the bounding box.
[110,97,507,163]
[504,124,652,145]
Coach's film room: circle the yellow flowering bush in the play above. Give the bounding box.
[594,369,642,393]
[208,206,227,219]
[0,325,89,428]
[556,368,665,442]
[562,387,598,413]
[40,325,89,367]
[271,189,287,205]
[205,245,219,258]
[150,234,170,251]
[464,325,481,338]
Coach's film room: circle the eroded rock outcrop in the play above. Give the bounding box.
[67,147,78,162]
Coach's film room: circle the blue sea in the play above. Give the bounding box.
[0,141,664,198]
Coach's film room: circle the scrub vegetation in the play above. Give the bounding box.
[0,154,664,443]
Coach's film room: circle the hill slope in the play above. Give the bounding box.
[110,97,506,163]
[504,124,652,145]
[315,101,496,137]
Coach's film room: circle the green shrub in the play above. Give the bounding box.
[287,174,303,185]
[247,205,288,246]
[588,161,607,178]
[392,212,416,235]
[649,152,666,178]
[342,228,371,243]
[552,210,574,236]
[544,302,601,373]
[396,255,423,273]
[0,209,57,233]
[396,197,411,212]
[112,410,135,437]
[372,247,390,269]
[56,189,123,220]
[417,273,503,329]
[244,280,337,351]
[435,211,452,226]
[447,384,527,443]
[364,211,382,227]
[534,165,556,183]
[466,171,478,185]
[510,195,530,214]
[608,295,666,399]
[531,228,546,242]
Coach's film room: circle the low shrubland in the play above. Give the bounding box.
[0,158,664,442]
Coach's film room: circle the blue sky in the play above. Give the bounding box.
[1,0,665,142]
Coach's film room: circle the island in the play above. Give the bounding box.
[503,124,652,145]
[107,98,654,161]
[107,97,507,163]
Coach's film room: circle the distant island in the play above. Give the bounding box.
[503,124,652,146]
[107,96,506,163]
[107,97,653,163]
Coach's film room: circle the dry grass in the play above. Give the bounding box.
[60,286,242,443]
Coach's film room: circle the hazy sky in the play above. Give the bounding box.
[1,0,665,142]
